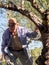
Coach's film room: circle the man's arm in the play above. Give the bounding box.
[26,31,38,38]
[26,28,41,40]
[20,27,41,39]
[1,33,6,54]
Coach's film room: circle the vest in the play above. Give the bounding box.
[9,33,22,50]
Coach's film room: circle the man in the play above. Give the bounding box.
[1,18,39,65]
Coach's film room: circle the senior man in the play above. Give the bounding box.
[1,18,39,65]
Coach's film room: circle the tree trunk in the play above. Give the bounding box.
[42,32,49,65]
[36,25,49,65]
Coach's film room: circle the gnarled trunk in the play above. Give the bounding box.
[42,32,49,65]
[36,25,49,65]
[40,11,49,65]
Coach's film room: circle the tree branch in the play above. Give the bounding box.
[0,2,43,30]
[27,0,45,15]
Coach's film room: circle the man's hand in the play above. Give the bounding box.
[4,47,10,55]
[22,45,27,48]
[4,47,8,54]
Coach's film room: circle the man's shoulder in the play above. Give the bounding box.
[3,28,9,34]
[3,28,9,37]
[18,26,25,29]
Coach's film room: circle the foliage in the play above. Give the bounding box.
[31,47,42,65]
[31,47,42,58]
[2,61,6,65]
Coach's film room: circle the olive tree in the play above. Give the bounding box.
[0,0,49,65]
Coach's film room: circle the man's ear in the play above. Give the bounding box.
[16,23,19,27]
[17,23,19,26]
[15,23,19,29]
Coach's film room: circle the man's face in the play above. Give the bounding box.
[8,19,19,33]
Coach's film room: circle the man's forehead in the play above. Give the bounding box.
[8,18,17,24]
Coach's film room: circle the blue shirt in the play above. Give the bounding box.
[1,26,38,53]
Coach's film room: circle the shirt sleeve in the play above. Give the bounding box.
[1,33,6,54]
[26,31,38,38]
[25,28,41,40]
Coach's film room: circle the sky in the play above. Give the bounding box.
[0,8,8,54]
[0,8,43,54]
